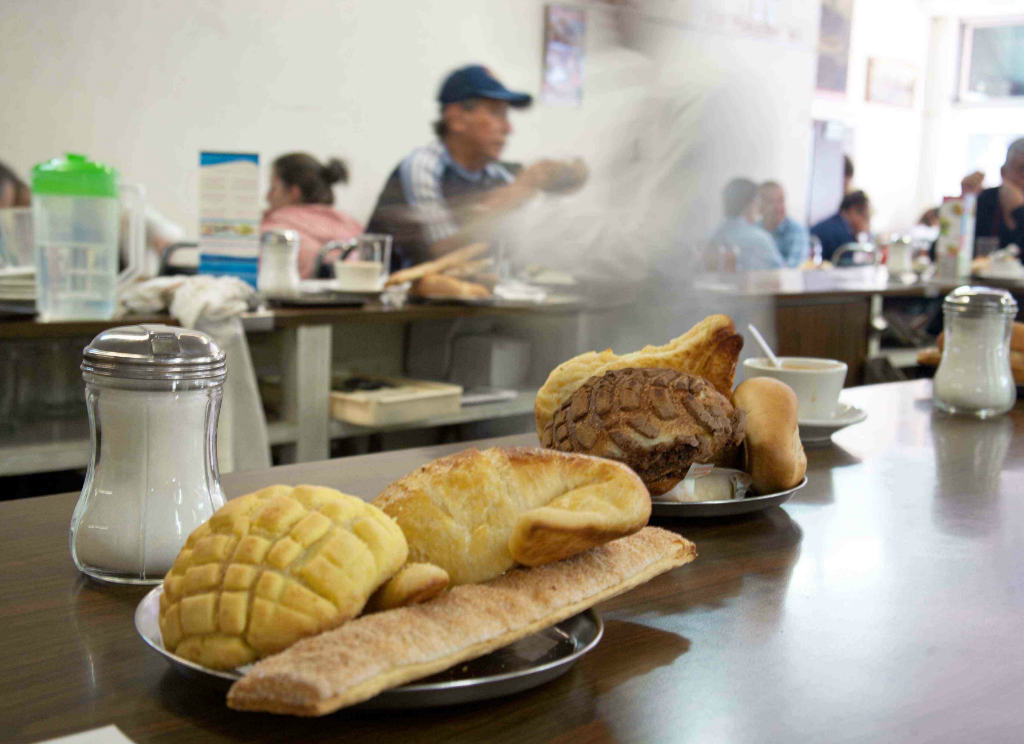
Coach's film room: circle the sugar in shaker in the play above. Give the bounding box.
[70,324,227,584]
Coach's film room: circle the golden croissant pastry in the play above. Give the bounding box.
[534,314,743,445]
[372,446,651,586]
[159,484,408,670]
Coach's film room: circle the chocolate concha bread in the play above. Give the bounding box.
[546,368,745,495]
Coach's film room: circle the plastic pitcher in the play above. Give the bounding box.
[31,153,144,321]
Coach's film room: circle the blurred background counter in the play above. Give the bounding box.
[0,298,605,492]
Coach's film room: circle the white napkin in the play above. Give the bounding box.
[169,275,254,328]
[492,278,548,303]
[118,276,186,315]
[163,276,271,474]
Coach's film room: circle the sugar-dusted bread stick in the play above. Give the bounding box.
[227,527,696,716]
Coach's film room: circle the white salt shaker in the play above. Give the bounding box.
[934,286,1018,418]
[258,229,301,297]
[70,324,226,584]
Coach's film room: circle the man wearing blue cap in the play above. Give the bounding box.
[367,64,586,269]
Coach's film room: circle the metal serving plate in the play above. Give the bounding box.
[650,477,807,518]
[135,586,602,709]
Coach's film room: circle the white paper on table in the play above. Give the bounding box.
[34,725,135,744]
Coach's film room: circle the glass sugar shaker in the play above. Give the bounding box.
[70,324,227,584]
[933,286,1018,418]
[258,229,301,297]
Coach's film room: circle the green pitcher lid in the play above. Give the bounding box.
[31,153,119,197]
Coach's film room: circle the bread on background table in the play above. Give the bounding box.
[545,368,745,495]
[372,446,651,585]
[411,272,492,299]
[227,527,696,716]
[159,485,408,670]
[534,315,743,444]
[731,377,807,493]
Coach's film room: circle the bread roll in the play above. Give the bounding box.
[535,315,743,444]
[159,485,408,670]
[412,273,492,299]
[1012,322,1024,352]
[731,378,807,493]
[546,368,745,495]
[372,446,651,585]
[366,562,450,612]
[227,527,696,715]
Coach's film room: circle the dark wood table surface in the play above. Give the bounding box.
[3,380,1022,743]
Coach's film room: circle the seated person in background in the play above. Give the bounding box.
[708,178,783,271]
[758,181,809,267]
[810,190,871,263]
[0,161,31,207]
[366,64,586,270]
[960,137,1024,251]
[843,154,855,194]
[261,153,363,278]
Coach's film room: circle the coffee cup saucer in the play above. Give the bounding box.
[798,402,867,447]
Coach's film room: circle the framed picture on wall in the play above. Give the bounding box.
[866,58,917,107]
[815,0,853,95]
[542,5,585,106]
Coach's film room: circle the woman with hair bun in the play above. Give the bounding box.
[261,152,363,277]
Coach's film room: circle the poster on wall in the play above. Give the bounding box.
[815,0,853,95]
[866,58,917,107]
[542,5,585,106]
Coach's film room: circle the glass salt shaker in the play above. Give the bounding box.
[258,229,301,297]
[70,324,227,584]
[933,286,1018,418]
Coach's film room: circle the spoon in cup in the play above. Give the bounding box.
[747,324,781,368]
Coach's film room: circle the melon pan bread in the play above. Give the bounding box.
[159,485,408,670]
[372,446,652,586]
[535,314,744,445]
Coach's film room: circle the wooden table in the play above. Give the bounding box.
[0,297,590,475]
[3,380,1022,743]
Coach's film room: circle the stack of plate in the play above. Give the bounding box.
[0,266,36,312]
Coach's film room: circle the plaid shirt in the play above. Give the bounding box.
[366,140,518,269]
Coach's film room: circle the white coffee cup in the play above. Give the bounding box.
[742,356,848,421]
[334,259,384,292]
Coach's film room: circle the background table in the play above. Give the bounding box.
[2,380,1022,743]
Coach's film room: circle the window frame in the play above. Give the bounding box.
[957,16,1024,104]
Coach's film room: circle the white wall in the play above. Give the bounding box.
[811,0,932,233]
[0,0,570,232]
[1,0,821,247]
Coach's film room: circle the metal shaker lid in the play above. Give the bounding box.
[943,285,1018,317]
[81,324,226,382]
[260,229,299,249]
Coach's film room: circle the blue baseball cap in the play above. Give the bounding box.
[438,65,532,108]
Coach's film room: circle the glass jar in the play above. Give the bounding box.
[257,229,301,298]
[70,324,226,584]
[933,286,1018,418]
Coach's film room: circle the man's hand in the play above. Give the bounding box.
[1000,180,1024,229]
[520,158,588,194]
[961,170,984,196]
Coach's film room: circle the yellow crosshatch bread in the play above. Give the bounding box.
[372,446,651,586]
[158,485,408,670]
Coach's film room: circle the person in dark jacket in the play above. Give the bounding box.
[961,137,1024,251]
[810,190,871,263]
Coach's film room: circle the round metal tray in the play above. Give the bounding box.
[135,586,603,708]
[650,477,807,518]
